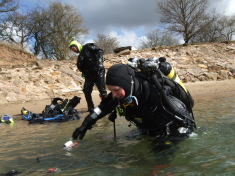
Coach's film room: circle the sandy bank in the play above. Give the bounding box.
[1,79,235,117]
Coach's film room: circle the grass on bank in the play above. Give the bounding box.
[0,40,34,56]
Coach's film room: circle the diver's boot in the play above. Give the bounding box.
[84,93,94,113]
[87,105,94,113]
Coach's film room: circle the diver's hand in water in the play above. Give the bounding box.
[72,126,87,140]
[72,114,98,140]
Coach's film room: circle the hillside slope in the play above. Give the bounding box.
[0,42,235,105]
[0,44,38,68]
[104,42,235,82]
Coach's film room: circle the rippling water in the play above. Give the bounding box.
[1,95,235,176]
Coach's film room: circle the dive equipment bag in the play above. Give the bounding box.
[21,96,82,123]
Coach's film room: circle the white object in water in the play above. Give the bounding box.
[63,140,73,148]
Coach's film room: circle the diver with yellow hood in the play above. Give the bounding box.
[70,41,107,113]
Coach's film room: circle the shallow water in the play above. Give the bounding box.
[1,95,235,176]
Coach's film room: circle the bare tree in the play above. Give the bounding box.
[0,0,19,13]
[93,33,119,54]
[190,14,226,43]
[191,14,235,43]
[0,0,20,43]
[156,0,214,44]
[27,2,88,60]
[0,11,30,49]
[0,1,87,60]
[27,5,51,56]
[139,29,179,49]
[46,2,88,60]
[217,14,235,41]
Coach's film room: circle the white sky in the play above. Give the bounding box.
[20,0,235,48]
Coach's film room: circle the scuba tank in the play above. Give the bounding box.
[128,57,187,91]
[159,61,187,92]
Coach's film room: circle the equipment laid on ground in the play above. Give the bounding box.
[21,96,82,124]
[1,114,14,124]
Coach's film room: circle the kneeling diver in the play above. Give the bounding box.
[72,60,196,140]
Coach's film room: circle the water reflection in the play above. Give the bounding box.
[0,95,235,175]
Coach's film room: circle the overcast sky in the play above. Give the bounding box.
[20,0,235,48]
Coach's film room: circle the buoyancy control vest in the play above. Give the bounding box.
[77,43,104,73]
[22,96,82,123]
[42,96,81,116]
[127,57,194,112]
[126,57,196,130]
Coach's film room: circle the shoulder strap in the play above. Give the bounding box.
[86,43,101,52]
[141,79,150,102]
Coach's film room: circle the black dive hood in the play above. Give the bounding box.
[106,64,139,98]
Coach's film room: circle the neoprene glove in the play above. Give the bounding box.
[72,114,97,140]
[108,110,117,122]
[72,125,88,140]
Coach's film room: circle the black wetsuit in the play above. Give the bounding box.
[97,76,196,137]
[72,64,196,140]
[77,43,107,111]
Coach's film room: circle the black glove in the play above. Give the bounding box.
[72,125,88,140]
[108,110,117,122]
[72,114,97,140]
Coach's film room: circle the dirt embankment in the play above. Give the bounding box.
[0,44,37,68]
[0,41,235,108]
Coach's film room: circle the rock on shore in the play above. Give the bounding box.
[0,42,235,105]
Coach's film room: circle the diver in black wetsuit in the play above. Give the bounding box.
[70,41,107,113]
[72,58,196,140]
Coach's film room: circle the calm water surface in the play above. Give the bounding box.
[0,95,235,176]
